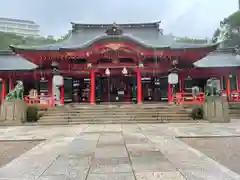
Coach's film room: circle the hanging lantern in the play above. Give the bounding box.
[168,73,178,84]
[186,75,192,80]
[172,59,178,66]
[139,63,144,68]
[87,63,92,68]
[105,68,110,76]
[122,67,128,75]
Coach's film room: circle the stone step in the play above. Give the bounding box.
[37,119,196,125]
[39,115,190,121]
[37,103,191,125]
[42,111,189,117]
[228,102,240,118]
[229,109,240,113]
[229,102,240,108]
[39,113,190,119]
[64,104,177,107]
[45,104,183,109]
[44,110,189,116]
[45,108,186,113]
[38,117,191,122]
[230,114,240,118]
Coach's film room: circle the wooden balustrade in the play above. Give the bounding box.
[230,90,240,102]
[175,92,205,105]
[24,95,55,107]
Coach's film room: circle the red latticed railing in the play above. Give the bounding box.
[25,95,55,107]
[230,90,240,102]
[175,92,205,105]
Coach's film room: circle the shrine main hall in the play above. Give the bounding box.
[0,21,239,105]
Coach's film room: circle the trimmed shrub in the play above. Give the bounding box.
[26,105,39,122]
[190,107,204,120]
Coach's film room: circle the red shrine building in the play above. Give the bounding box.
[0,21,240,105]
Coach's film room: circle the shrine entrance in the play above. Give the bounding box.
[100,76,133,103]
[96,67,137,103]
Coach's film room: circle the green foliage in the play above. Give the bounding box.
[0,31,70,50]
[212,11,240,46]
[176,37,208,44]
[223,11,240,27]
[26,105,39,122]
[190,107,204,120]
[212,28,221,43]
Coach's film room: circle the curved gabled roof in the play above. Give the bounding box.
[60,34,174,50]
[9,21,219,52]
[10,31,173,51]
[194,51,240,68]
[9,33,219,52]
[0,52,37,71]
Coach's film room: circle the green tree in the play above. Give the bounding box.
[0,31,69,50]
[212,11,240,47]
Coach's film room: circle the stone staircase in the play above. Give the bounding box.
[37,103,195,125]
[229,102,240,119]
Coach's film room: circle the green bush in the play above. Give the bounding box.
[26,106,39,122]
[190,107,204,120]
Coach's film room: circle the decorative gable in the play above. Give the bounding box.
[105,23,123,36]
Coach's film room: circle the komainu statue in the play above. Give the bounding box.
[5,81,24,101]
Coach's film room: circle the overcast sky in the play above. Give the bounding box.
[0,0,238,38]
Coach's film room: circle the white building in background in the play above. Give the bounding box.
[0,17,40,37]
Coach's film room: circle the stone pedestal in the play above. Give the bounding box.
[204,96,230,123]
[0,100,27,123]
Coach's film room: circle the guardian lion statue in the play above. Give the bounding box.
[5,81,24,101]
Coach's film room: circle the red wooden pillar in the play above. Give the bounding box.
[226,75,231,99]
[1,77,6,104]
[90,71,96,104]
[168,83,173,103]
[136,68,142,104]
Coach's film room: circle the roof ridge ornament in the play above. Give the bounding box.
[105,23,123,36]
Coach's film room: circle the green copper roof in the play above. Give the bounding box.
[10,33,174,50]
[10,22,218,51]
[0,52,37,71]
[194,52,240,68]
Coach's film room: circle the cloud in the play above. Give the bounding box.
[0,0,237,38]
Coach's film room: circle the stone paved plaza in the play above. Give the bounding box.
[1,121,240,179]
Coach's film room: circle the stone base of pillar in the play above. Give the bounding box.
[204,96,230,123]
[0,100,27,124]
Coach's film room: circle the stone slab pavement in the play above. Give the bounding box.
[1,121,240,179]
